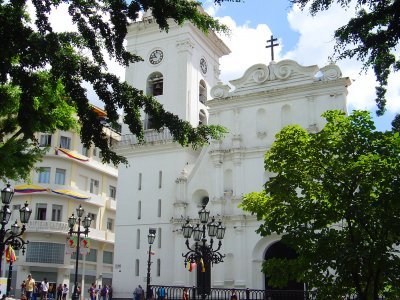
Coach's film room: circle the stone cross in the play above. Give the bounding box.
[266,35,279,61]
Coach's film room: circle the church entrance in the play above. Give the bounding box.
[264,241,304,299]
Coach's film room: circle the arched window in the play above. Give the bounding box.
[256,108,267,137]
[199,80,207,104]
[147,72,163,96]
[199,109,207,126]
[143,113,155,130]
[281,104,292,128]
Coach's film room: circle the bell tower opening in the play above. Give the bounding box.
[147,72,164,96]
[199,80,207,104]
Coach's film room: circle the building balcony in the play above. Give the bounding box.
[118,128,173,147]
[106,197,117,210]
[26,220,114,243]
[106,231,115,242]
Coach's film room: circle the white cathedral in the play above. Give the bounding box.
[112,9,350,299]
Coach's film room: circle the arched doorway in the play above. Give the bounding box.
[264,241,304,299]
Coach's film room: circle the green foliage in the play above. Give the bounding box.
[0,0,228,181]
[240,110,400,300]
[291,0,400,118]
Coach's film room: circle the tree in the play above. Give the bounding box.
[0,0,228,182]
[290,0,400,121]
[240,110,400,299]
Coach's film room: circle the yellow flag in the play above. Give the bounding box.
[200,258,205,272]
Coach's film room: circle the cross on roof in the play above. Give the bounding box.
[266,35,279,61]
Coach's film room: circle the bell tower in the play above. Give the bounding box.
[124,11,230,128]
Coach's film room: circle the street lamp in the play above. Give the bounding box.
[0,184,32,289]
[6,220,30,296]
[182,204,226,300]
[68,205,91,300]
[146,228,156,300]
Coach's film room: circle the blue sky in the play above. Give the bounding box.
[202,0,400,131]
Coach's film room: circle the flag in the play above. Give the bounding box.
[200,258,205,272]
[188,261,196,272]
[5,245,16,263]
[149,250,155,255]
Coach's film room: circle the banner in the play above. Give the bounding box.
[80,237,91,255]
[66,236,77,254]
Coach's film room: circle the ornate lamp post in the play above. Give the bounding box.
[6,220,30,295]
[0,184,32,279]
[182,205,226,300]
[68,205,91,300]
[146,228,156,300]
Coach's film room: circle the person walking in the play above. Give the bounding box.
[107,286,112,300]
[99,285,108,300]
[40,278,49,300]
[183,288,189,300]
[25,275,36,300]
[62,284,68,300]
[56,285,63,300]
[133,286,142,300]
[88,283,96,300]
[157,287,165,300]
[21,280,26,296]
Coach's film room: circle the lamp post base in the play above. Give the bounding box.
[72,292,80,300]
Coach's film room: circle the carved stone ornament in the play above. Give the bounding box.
[210,81,231,98]
[229,60,319,90]
[319,63,342,81]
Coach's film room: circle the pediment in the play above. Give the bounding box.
[228,60,320,93]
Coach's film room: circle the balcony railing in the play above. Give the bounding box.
[27,220,70,234]
[149,286,386,300]
[26,220,114,243]
[118,129,173,147]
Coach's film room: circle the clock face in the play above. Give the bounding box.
[200,58,207,74]
[149,50,163,65]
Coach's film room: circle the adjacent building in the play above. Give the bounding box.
[5,106,118,297]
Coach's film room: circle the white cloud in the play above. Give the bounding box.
[214,2,400,116]
[285,3,400,113]
[216,17,276,83]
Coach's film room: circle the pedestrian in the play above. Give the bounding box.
[99,285,108,300]
[21,281,26,296]
[62,284,68,300]
[107,286,112,300]
[48,284,54,299]
[88,283,96,300]
[230,289,238,300]
[76,286,81,300]
[133,286,142,300]
[25,274,36,300]
[183,288,189,300]
[32,283,39,300]
[56,285,63,300]
[157,287,165,300]
[41,278,49,300]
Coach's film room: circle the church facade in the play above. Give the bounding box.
[112,12,350,299]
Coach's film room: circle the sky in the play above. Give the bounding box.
[202,0,400,131]
[41,0,400,131]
